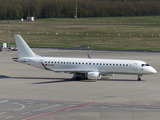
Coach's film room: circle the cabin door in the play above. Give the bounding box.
[39,60,44,68]
[133,63,137,71]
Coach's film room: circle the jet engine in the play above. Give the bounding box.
[87,72,101,80]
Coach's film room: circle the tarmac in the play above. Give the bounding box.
[0,48,160,120]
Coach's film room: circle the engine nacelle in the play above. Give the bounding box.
[87,72,101,80]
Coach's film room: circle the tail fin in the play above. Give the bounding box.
[14,34,36,57]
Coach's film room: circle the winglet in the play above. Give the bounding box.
[14,34,37,57]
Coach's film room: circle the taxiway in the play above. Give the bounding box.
[0,48,160,120]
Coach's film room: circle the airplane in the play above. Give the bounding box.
[12,34,157,81]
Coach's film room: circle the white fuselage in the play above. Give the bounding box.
[19,57,157,76]
[13,34,157,81]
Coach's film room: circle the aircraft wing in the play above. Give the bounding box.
[53,69,99,73]
[41,62,99,73]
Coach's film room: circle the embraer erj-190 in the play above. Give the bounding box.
[12,35,157,81]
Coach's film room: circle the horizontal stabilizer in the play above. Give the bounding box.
[12,58,29,63]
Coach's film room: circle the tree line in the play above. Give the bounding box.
[0,0,160,20]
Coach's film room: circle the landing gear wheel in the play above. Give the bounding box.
[75,76,81,80]
[137,77,141,81]
[137,75,142,81]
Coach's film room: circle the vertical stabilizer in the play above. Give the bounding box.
[14,34,36,57]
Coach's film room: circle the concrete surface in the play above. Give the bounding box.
[0,48,160,120]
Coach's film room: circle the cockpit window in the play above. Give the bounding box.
[141,64,150,67]
[141,64,145,66]
[146,64,150,66]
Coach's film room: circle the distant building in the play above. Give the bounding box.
[21,18,24,21]
[27,17,34,21]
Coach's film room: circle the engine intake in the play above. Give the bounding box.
[87,72,101,80]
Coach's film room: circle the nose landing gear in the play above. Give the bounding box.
[137,75,142,81]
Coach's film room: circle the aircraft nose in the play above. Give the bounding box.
[151,67,157,74]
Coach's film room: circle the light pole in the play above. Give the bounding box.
[75,0,77,19]
[7,21,11,48]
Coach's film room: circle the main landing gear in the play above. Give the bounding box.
[72,73,86,80]
[137,75,142,81]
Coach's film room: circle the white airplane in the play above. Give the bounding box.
[12,34,157,81]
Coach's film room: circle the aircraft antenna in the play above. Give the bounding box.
[87,54,91,59]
